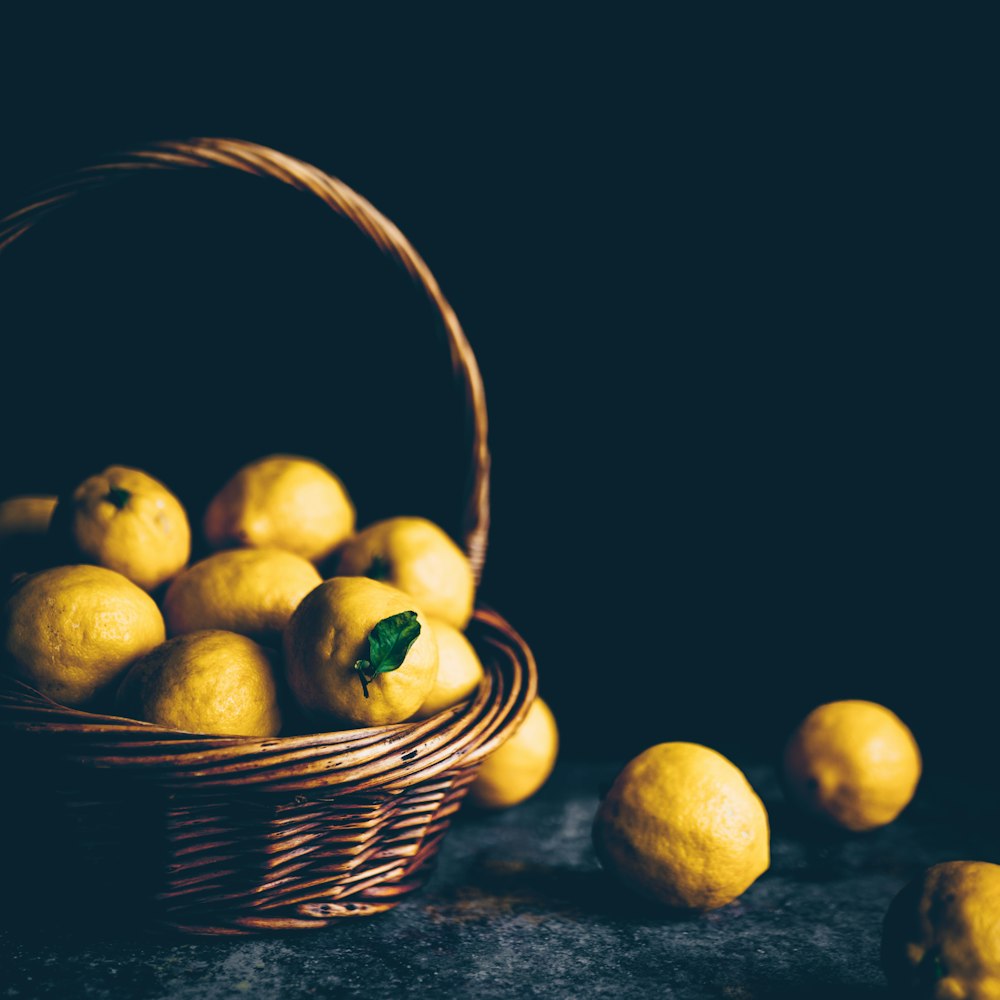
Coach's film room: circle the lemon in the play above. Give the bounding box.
[783,699,921,832]
[0,495,58,541]
[335,516,474,628]
[164,548,322,642]
[412,618,484,719]
[117,630,282,736]
[469,697,558,809]
[594,742,769,911]
[55,466,191,592]
[203,455,355,564]
[1,564,165,707]
[283,576,438,727]
[0,495,58,582]
[882,861,1000,999]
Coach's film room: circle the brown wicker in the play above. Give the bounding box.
[0,138,535,934]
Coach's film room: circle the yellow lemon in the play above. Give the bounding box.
[335,516,474,628]
[411,618,484,719]
[0,495,58,541]
[594,742,769,911]
[882,861,1000,999]
[283,576,438,727]
[783,699,921,832]
[117,630,282,736]
[203,455,354,564]
[1,564,165,707]
[0,495,58,582]
[164,548,322,642]
[55,466,191,591]
[469,697,558,809]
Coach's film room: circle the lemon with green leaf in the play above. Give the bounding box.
[283,576,438,727]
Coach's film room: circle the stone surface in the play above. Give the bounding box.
[3,761,999,999]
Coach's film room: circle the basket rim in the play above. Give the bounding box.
[0,606,537,795]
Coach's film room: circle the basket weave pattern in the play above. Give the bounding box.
[0,139,534,934]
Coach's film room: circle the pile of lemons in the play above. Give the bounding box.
[0,456,557,809]
[2,463,996,994]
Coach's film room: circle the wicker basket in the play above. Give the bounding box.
[0,138,537,935]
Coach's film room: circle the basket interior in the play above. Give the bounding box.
[0,168,475,551]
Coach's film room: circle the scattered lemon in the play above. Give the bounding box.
[594,742,769,911]
[1,564,165,707]
[0,495,58,541]
[203,455,355,564]
[335,516,474,628]
[55,466,191,591]
[164,548,322,642]
[283,576,438,727]
[882,861,1000,999]
[412,618,484,719]
[469,697,558,809]
[783,699,921,832]
[117,630,282,736]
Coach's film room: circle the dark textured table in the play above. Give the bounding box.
[3,761,998,999]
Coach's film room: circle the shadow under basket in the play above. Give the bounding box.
[0,139,537,935]
[0,607,535,935]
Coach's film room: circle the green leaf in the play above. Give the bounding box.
[365,555,391,581]
[105,486,131,510]
[353,611,421,699]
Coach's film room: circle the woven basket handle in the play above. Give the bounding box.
[0,137,490,581]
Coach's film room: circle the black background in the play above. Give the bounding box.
[0,13,990,774]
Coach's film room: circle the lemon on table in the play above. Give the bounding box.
[164,548,322,642]
[783,699,922,832]
[335,516,474,628]
[117,630,282,736]
[1,564,165,707]
[203,455,355,564]
[469,697,558,809]
[882,861,1000,998]
[283,576,438,728]
[412,617,484,719]
[53,466,191,591]
[593,742,769,911]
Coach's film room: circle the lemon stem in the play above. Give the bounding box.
[354,660,373,699]
[352,613,420,701]
[105,486,131,510]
